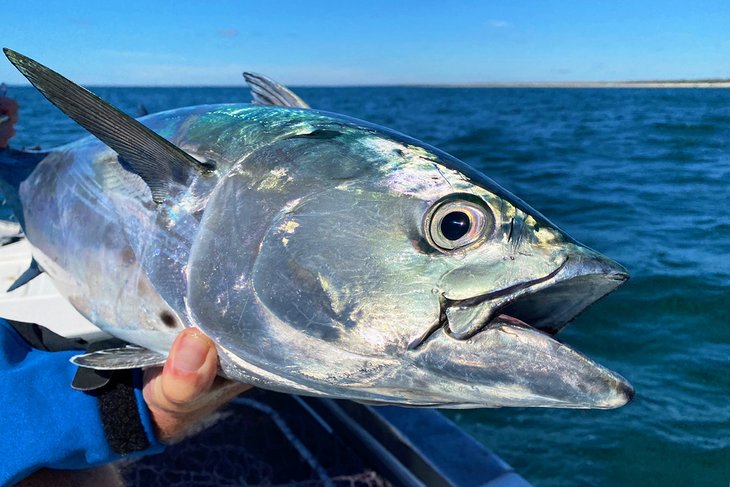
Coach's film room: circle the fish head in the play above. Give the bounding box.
[188,111,632,408]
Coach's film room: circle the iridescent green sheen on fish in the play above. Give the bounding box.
[1,50,634,409]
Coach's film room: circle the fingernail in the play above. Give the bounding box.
[172,331,211,373]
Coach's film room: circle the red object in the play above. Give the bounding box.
[0,97,19,148]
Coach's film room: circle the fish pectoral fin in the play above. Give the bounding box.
[243,72,311,108]
[3,48,216,204]
[71,367,114,391]
[7,257,43,292]
[70,346,167,370]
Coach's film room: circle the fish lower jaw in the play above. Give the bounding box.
[403,312,635,409]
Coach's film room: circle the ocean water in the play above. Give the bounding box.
[6,85,729,486]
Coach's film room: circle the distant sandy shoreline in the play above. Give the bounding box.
[7,81,730,89]
[420,81,730,88]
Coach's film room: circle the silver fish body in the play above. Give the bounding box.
[15,102,633,408]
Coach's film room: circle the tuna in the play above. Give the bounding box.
[0,49,633,408]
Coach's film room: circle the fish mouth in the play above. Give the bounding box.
[409,251,629,350]
[404,248,633,409]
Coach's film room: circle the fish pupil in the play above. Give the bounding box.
[441,211,470,240]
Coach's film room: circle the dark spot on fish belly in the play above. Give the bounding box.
[159,311,177,328]
[122,247,135,265]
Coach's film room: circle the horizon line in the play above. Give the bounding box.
[4,79,730,89]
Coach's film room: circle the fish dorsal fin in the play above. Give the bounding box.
[3,48,216,203]
[136,102,149,117]
[243,72,310,108]
[71,345,167,370]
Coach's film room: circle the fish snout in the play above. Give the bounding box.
[437,243,628,341]
[498,243,628,334]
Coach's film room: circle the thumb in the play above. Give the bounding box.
[144,328,217,414]
[143,328,252,442]
[155,328,218,412]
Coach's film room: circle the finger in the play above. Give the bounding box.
[147,328,218,413]
[0,98,18,119]
[0,98,17,148]
[0,125,14,148]
[209,376,254,404]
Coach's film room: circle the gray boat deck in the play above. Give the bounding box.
[121,389,532,487]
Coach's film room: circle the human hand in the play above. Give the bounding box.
[142,328,252,443]
[0,96,18,148]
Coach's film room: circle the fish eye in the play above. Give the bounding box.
[425,196,494,252]
[440,211,470,240]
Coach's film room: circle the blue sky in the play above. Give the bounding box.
[2,0,730,86]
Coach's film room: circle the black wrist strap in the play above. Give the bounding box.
[91,370,152,454]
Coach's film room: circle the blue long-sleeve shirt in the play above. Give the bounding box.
[0,319,164,486]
